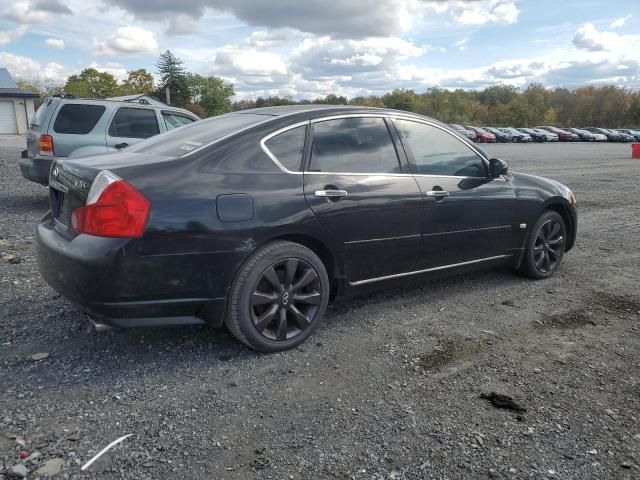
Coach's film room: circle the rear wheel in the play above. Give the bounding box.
[225,241,330,352]
[518,211,566,279]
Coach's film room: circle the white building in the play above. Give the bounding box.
[0,68,39,135]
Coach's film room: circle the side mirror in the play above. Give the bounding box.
[489,158,508,177]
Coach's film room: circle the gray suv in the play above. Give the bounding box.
[19,95,199,185]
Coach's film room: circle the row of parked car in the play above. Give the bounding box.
[450,124,640,143]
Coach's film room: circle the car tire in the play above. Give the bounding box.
[225,241,330,352]
[518,210,566,280]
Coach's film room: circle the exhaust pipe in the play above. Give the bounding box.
[86,314,114,332]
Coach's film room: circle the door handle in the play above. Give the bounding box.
[114,142,129,150]
[426,190,450,198]
[315,189,349,198]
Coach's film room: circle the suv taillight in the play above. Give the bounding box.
[71,170,149,238]
[39,134,54,156]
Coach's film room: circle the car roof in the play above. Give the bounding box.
[233,104,385,117]
[44,96,198,118]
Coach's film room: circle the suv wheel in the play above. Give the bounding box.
[518,211,566,279]
[225,241,330,352]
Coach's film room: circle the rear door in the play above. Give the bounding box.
[106,106,160,151]
[302,115,423,283]
[392,118,517,269]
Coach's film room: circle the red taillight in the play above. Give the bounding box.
[39,134,54,156]
[71,171,149,238]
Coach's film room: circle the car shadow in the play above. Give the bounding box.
[6,266,523,389]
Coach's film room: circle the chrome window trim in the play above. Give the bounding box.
[310,113,389,123]
[257,111,504,181]
[259,120,309,174]
[349,254,513,286]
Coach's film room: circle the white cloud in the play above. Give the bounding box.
[245,30,290,49]
[422,0,519,26]
[610,15,631,29]
[44,38,65,49]
[572,23,639,54]
[0,51,68,82]
[453,38,468,51]
[214,46,288,76]
[0,25,28,46]
[94,26,158,57]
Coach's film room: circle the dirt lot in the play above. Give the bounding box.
[1,138,639,479]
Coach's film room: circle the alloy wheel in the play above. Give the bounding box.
[250,258,323,341]
[533,219,565,274]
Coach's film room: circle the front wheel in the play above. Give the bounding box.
[518,211,566,279]
[225,241,330,352]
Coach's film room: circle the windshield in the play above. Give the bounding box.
[126,112,273,157]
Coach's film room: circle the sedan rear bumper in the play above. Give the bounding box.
[36,216,227,328]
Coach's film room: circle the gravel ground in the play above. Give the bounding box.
[1,137,639,480]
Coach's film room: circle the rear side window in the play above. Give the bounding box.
[31,101,53,129]
[163,112,196,131]
[264,125,306,171]
[109,108,159,139]
[309,117,401,174]
[53,104,106,134]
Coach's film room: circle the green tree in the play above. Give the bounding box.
[313,94,348,105]
[186,74,235,116]
[542,107,557,125]
[349,96,384,107]
[156,50,191,107]
[382,89,416,112]
[120,69,155,95]
[64,68,119,98]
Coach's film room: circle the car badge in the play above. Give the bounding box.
[52,167,59,177]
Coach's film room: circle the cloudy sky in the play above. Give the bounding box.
[0,0,638,99]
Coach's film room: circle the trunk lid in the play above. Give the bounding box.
[47,151,176,237]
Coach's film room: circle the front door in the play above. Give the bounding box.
[303,116,423,283]
[392,118,517,269]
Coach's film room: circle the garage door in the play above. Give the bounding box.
[0,101,18,134]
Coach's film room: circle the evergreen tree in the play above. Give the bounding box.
[155,50,191,107]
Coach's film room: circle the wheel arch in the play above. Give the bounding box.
[261,233,343,299]
[543,198,576,252]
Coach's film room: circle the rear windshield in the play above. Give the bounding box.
[126,113,272,157]
[53,104,106,134]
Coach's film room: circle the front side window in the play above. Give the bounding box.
[53,104,106,134]
[264,125,306,171]
[395,119,486,177]
[163,112,196,131]
[109,107,160,139]
[309,117,401,174]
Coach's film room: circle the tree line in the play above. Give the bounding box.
[233,85,640,128]
[17,50,640,127]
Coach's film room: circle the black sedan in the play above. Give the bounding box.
[583,127,622,142]
[517,128,547,142]
[37,106,577,352]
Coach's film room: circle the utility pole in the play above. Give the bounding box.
[165,87,171,105]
